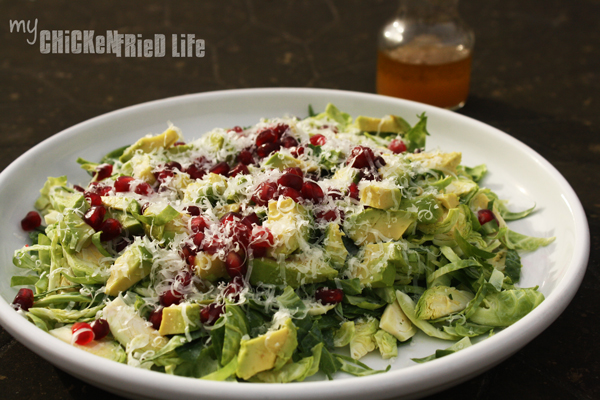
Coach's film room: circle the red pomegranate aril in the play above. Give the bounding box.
[477,209,496,226]
[256,128,278,146]
[83,206,106,231]
[224,276,245,298]
[200,303,224,326]
[95,164,113,181]
[374,156,387,167]
[225,251,247,278]
[281,136,299,148]
[229,162,250,178]
[273,124,289,138]
[84,192,103,207]
[348,146,375,169]
[232,126,243,133]
[114,176,133,192]
[191,216,210,233]
[192,231,205,248]
[90,319,110,340]
[155,169,174,183]
[99,218,122,242]
[148,308,163,330]
[250,226,275,248]
[134,182,153,196]
[115,238,130,253]
[284,167,303,177]
[252,181,278,206]
[21,211,42,231]
[176,269,194,287]
[173,141,186,146]
[74,185,85,192]
[184,205,200,216]
[238,150,255,165]
[160,289,183,307]
[278,173,303,191]
[301,181,324,203]
[220,212,242,224]
[71,322,94,345]
[310,134,327,146]
[88,184,112,197]
[256,142,280,158]
[290,145,305,158]
[315,288,344,305]
[241,212,260,227]
[12,288,34,311]
[164,161,182,171]
[316,209,338,222]
[252,246,266,258]
[348,183,360,200]
[204,237,224,255]
[389,139,407,154]
[185,164,207,180]
[280,187,303,203]
[327,189,343,200]
[209,162,230,176]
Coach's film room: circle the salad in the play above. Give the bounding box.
[10,104,554,382]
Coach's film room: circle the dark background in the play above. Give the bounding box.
[1,1,598,399]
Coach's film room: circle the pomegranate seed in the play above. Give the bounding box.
[315,288,344,305]
[114,176,134,192]
[204,237,225,255]
[21,211,42,231]
[280,187,303,203]
[360,168,381,181]
[90,319,110,340]
[241,212,260,227]
[149,308,163,330]
[87,184,111,196]
[200,303,224,326]
[252,246,267,258]
[310,134,327,146]
[134,182,153,196]
[327,189,343,200]
[250,226,275,249]
[173,141,186,146]
[477,209,497,226]
[316,209,338,222]
[181,244,197,265]
[389,139,407,154]
[256,142,280,158]
[184,205,201,216]
[348,146,375,169]
[192,231,205,248]
[155,169,174,183]
[185,164,207,180]
[73,185,85,192]
[84,192,102,207]
[374,156,386,167]
[229,162,250,177]
[284,167,303,177]
[273,124,289,138]
[115,238,130,253]
[95,164,113,181]
[252,181,278,206]
[12,288,34,311]
[209,162,230,176]
[290,146,305,158]
[71,322,94,345]
[160,289,183,307]
[256,128,278,147]
[348,183,360,200]
[224,221,251,249]
[278,173,303,191]
[176,269,194,287]
[164,161,182,171]
[224,276,245,299]
[99,218,122,242]
[220,212,243,225]
[225,251,247,278]
[83,206,106,231]
[140,202,150,214]
[301,181,324,203]
[238,150,255,165]
[281,136,298,148]
[191,216,210,233]
[232,126,243,133]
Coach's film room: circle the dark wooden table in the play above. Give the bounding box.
[1,1,598,399]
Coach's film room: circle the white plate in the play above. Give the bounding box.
[0,88,589,400]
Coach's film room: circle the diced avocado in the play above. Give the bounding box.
[374,330,398,359]
[236,318,298,380]
[332,165,360,185]
[121,154,156,184]
[406,151,462,175]
[49,325,126,362]
[379,300,417,342]
[158,303,201,336]
[359,182,402,210]
[349,318,379,360]
[323,223,348,267]
[264,198,311,257]
[435,193,459,210]
[106,209,143,236]
[415,286,474,320]
[250,255,338,288]
[264,153,303,170]
[63,245,110,284]
[444,177,478,198]
[193,252,228,282]
[354,115,410,134]
[399,194,443,224]
[314,103,353,129]
[214,203,241,219]
[120,127,181,162]
[101,196,141,214]
[102,296,167,352]
[344,208,416,244]
[104,243,153,296]
[352,243,398,287]
[469,191,489,212]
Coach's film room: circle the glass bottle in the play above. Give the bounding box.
[376,0,474,110]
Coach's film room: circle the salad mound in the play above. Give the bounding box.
[10,104,554,381]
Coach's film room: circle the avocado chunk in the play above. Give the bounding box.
[250,254,338,288]
[101,196,141,214]
[104,242,153,296]
[103,296,167,352]
[323,223,349,267]
[264,152,303,170]
[359,181,402,210]
[49,325,126,362]
[344,208,416,244]
[354,115,410,134]
[139,204,185,243]
[379,300,417,342]
[120,154,156,184]
[263,198,311,257]
[158,303,201,336]
[415,286,474,320]
[193,252,228,282]
[106,209,143,236]
[119,127,181,162]
[406,150,462,175]
[236,318,298,380]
